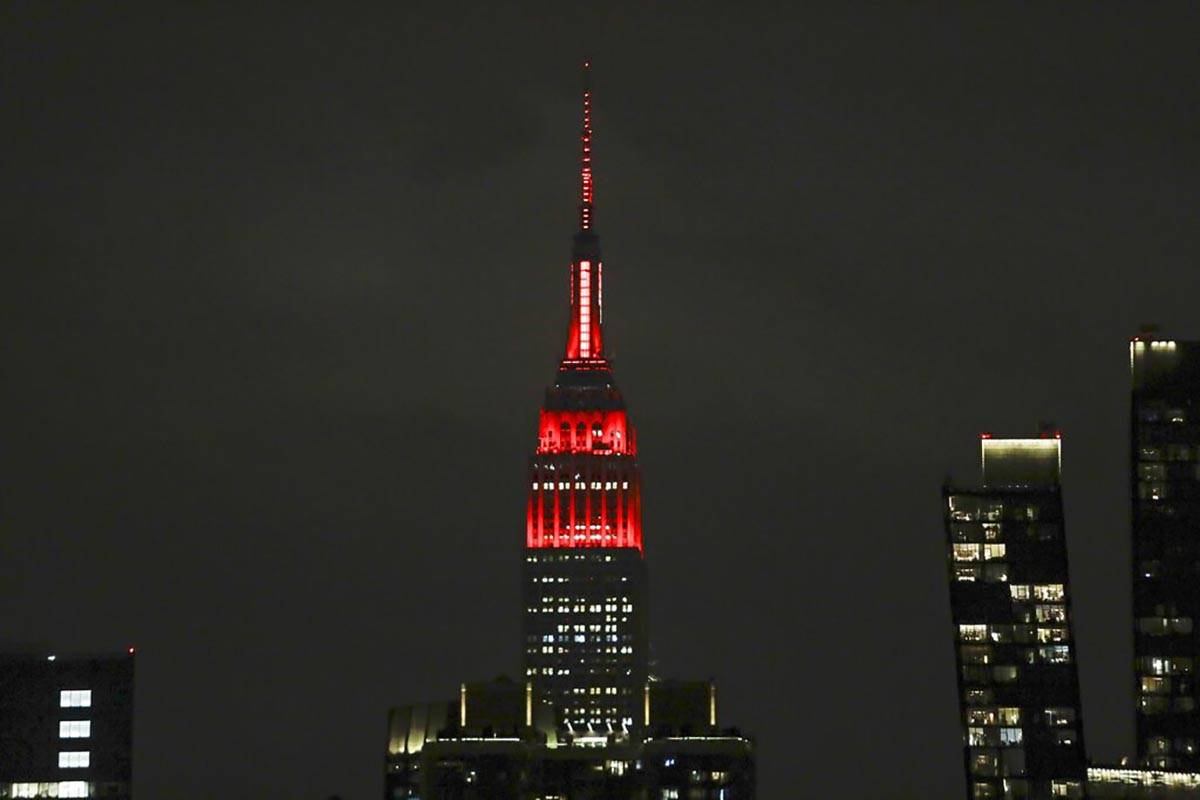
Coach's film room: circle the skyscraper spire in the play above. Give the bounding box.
[565,60,603,363]
[579,60,594,232]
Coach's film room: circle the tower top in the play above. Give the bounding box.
[562,60,606,365]
[579,60,594,232]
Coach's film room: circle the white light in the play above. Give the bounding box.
[59,720,91,739]
[58,751,90,768]
[60,690,92,708]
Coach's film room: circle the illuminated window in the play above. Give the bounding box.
[1140,656,1194,676]
[1033,584,1065,601]
[966,708,995,725]
[999,727,1023,746]
[1039,645,1071,664]
[59,721,90,739]
[12,784,89,799]
[968,727,995,746]
[1037,627,1069,643]
[965,689,993,704]
[997,707,1020,725]
[59,690,91,708]
[983,544,1006,561]
[970,752,998,776]
[1141,676,1170,694]
[1036,605,1067,623]
[1051,781,1084,798]
[954,544,982,562]
[59,751,90,768]
[959,624,988,642]
[1009,585,1031,601]
[955,565,981,582]
[1139,482,1170,500]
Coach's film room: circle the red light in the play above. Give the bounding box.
[525,61,643,556]
[980,432,992,439]
[127,646,136,655]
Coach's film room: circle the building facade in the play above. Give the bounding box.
[0,650,135,800]
[521,64,649,733]
[1131,336,1200,769]
[944,434,1088,800]
[384,677,754,800]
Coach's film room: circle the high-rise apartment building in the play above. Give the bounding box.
[521,63,649,733]
[0,650,136,800]
[944,433,1088,800]
[1130,335,1200,768]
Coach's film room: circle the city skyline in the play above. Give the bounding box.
[3,5,1199,799]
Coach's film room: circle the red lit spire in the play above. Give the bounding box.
[579,60,594,232]
[564,60,604,364]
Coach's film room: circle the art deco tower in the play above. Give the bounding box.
[521,64,649,734]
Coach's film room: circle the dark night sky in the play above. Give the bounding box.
[2,4,1199,798]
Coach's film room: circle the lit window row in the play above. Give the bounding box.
[59,721,91,739]
[11,784,89,798]
[1139,656,1194,676]
[1010,584,1064,601]
[965,707,1021,726]
[951,543,1007,562]
[953,564,1008,583]
[959,622,1071,645]
[59,751,90,768]
[59,690,91,708]
[967,726,1023,746]
[1088,767,1200,788]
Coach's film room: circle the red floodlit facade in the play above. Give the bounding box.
[522,63,649,732]
[523,62,644,555]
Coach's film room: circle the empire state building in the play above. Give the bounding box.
[522,63,650,734]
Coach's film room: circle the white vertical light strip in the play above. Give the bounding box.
[597,261,603,325]
[579,261,591,358]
